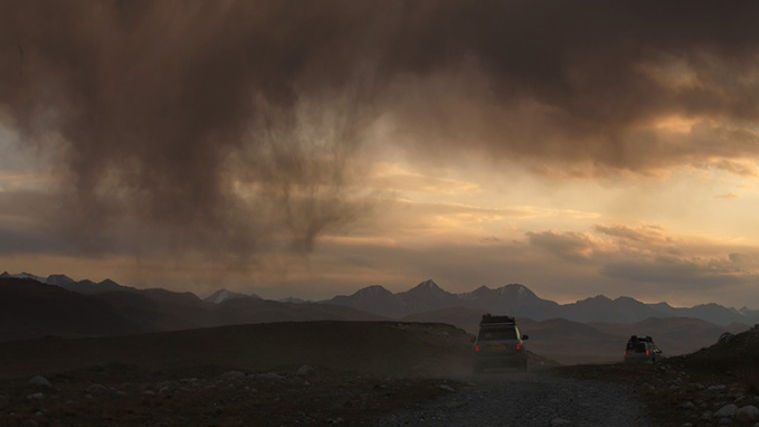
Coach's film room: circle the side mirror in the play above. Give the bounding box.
[522,334,529,340]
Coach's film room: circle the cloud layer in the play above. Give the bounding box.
[1,1,759,303]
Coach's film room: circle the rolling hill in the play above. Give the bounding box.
[0,277,383,342]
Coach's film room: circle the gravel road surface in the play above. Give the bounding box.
[377,371,651,427]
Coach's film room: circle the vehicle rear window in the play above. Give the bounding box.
[628,342,647,352]
[478,328,517,341]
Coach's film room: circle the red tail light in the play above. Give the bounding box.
[515,342,522,352]
[645,349,650,356]
[474,344,480,352]
[624,350,627,357]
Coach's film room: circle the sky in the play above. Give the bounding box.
[1,1,759,307]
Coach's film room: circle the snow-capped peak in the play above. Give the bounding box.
[204,289,248,304]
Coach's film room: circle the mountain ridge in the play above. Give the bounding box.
[4,270,758,326]
[327,280,758,325]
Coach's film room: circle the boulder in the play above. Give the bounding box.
[256,372,282,379]
[715,403,738,418]
[86,384,110,395]
[718,332,735,344]
[221,370,245,379]
[737,405,759,422]
[296,365,314,376]
[28,376,51,389]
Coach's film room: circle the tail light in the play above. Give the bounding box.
[624,350,627,357]
[515,342,522,352]
[474,344,480,352]
[645,348,650,356]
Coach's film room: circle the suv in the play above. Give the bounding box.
[624,335,663,363]
[473,314,528,372]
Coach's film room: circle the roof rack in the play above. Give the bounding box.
[480,313,515,325]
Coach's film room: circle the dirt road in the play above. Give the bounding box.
[378,371,651,427]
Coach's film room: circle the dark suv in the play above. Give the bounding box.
[473,314,528,372]
[624,335,664,363]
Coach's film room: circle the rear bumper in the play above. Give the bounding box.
[475,353,527,368]
[624,354,656,363]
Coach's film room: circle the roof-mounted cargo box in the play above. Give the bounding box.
[480,314,516,325]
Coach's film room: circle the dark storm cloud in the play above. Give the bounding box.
[526,230,598,262]
[600,257,751,290]
[2,0,759,257]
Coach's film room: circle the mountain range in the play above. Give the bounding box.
[4,270,757,326]
[2,270,756,363]
[326,279,759,326]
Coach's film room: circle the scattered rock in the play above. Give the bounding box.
[142,390,155,396]
[550,418,572,426]
[708,385,727,392]
[296,365,314,376]
[87,384,110,395]
[256,372,282,380]
[29,376,51,389]
[737,405,759,422]
[718,332,735,344]
[715,403,738,418]
[221,371,245,379]
[26,392,45,400]
[679,401,696,410]
[718,417,732,425]
[439,385,456,392]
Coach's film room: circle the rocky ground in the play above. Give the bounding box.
[4,360,759,426]
[1,366,654,427]
[3,322,758,426]
[558,361,759,426]
[0,363,459,426]
[377,371,650,427]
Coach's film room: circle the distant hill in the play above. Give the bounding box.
[0,277,383,342]
[402,305,750,364]
[0,278,139,341]
[0,321,474,380]
[403,306,484,334]
[679,324,759,375]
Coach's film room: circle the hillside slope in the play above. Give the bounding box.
[0,321,473,379]
[0,278,384,341]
